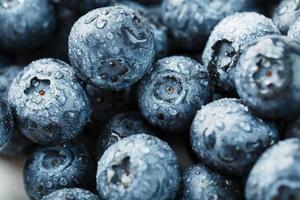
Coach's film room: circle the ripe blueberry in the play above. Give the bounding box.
[7,58,91,145]
[68,6,155,90]
[246,138,300,200]
[96,134,180,200]
[235,35,300,119]
[138,56,212,132]
[191,98,279,176]
[0,0,56,51]
[24,142,96,200]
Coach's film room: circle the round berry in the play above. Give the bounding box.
[24,142,96,200]
[183,164,242,200]
[0,0,56,51]
[96,134,180,200]
[7,58,91,145]
[138,56,212,132]
[68,6,155,90]
[42,188,99,200]
[202,12,280,92]
[162,0,254,51]
[246,138,300,200]
[190,98,279,176]
[235,35,300,119]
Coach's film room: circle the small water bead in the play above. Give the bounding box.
[216,121,225,131]
[96,19,108,29]
[239,122,252,132]
[84,13,98,24]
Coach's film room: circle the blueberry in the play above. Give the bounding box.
[138,56,212,132]
[115,1,169,59]
[288,20,300,42]
[85,84,131,136]
[246,138,300,200]
[0,0,56,51]
[68,6,155,90]
[273,0,300,34]
[42,188,99,200]
[0,99,14,151]
[7,58,91,145]
[96,112,155,158]
[162,0,255,51]
[235,35,300,120]
[190,98,279,176]
[0,65,22,98]
[24,142,96,200]
[96,134,180,200]
[183,164,242,200]
[202,12,280,92]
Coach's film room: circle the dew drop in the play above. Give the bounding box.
[84,13,98,24]
[96,19,108,29]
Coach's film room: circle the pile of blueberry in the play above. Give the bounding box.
[1,0,300,199]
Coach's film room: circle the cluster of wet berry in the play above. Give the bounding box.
[0,0,299,199]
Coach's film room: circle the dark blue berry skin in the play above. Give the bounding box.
[0,100,14,151]
[273,0,300,34]
[183,164,242,200]
[253,0,279,17]
[138,56,212,132]
[202,12,280,93]
[52,0,111,14]
[0,54,10,68]
[85,84,132,136]
[68,6,155,90]
[235,35,300,120]
[39,8,79,62]
[0,0,56,52]
[191,98,279,176]
[0,65,22,98]
[24,142,96,200]
[96,112,155,158]
[7,58,91,145]
[246,138,300,200]
[42,188,100,200]
[0,129,33,156]
[96,134,180,200]
[288,20,300,42]
[133,0,161,6]
[162,0,255,51]
[283,117,300,139]
[115,1,169,59]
